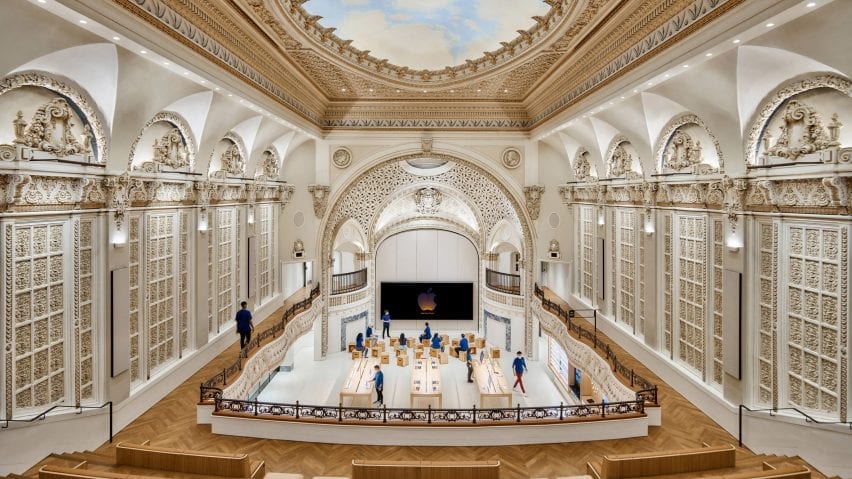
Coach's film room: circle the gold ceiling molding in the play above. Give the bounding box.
[112,0,747,130]
[271,0,571,85]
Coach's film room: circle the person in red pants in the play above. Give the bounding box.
[512,351,528,397]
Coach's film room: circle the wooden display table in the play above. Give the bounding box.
[410,358,442,408]
[339,358,378,408]
[472,358,512,408]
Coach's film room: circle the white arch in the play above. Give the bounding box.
[231,115,263,158]
[11,43,118,132]
[640,92,689,151]
[163,91,213,148]
[737,45,842,134]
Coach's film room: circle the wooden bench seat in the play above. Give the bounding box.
[115,442,264,478]
[702,463,811,479]
[587,444,736,479]
[39,464,167,479]
[352,459,500,479]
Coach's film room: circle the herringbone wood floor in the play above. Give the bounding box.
[13,288,833,479]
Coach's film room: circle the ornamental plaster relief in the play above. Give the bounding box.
[0,73,107,163]
[128,112,195,172]
[655,114,724,174]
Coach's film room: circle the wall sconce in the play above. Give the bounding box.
[198,210,209,234]
[643,221,655,236]
[726,232,743,252]
[247,205,255,225]
[111,229,127,248]
[597,212,606,226]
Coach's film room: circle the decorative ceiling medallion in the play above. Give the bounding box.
[502,148,522,169]
[413,186,443,215]
[332,147,352,168]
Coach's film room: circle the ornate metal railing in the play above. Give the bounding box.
[213,397,644,425]
[534,284,658,405]
[485,268,521,295]
[200,284,320,403]
[331,268,368,295]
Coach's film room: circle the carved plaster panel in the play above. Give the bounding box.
[210,132,247,178]
[502,148,522,169]
[524,185,545,220]
[257,147,281,180]
[573,148,592,181]
[308,184,330,218]
[332,147,352,169]
[128,112,196,172]
[0,73,107,163]
[761,100,842,163]
[655,114,724,174]
[746,75,851,166]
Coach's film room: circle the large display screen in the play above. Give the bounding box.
[380,282,473,320]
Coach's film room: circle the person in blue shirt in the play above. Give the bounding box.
[512,351,528,397]
[234,301,254,350]
[466,349,474,383]
[419,322,431,341]
[355,332,368,358]
[398,332,407,351]
[454,333,469,356]
[381,309,391,339]
[366,324,377,341]
[430,332,443,351]
[367,364,384,405]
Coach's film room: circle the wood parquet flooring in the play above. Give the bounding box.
[11,288,835,479]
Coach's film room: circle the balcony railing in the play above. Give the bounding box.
[331,268,368,295]
[485,268,521,295]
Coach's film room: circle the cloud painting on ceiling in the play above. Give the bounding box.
[304,0,549,70]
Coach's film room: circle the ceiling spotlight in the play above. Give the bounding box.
[227,93,232,97]
[163,62,170,65]
[140,50,147,54]
[766,22,775,27]
[239,99,243,103]
[368,88,373,92]
[806,2,816,6]
[732,39,741,44]
[37,0,46,3]
[200,80,206,84]
[79,19,87,24]
[112,36,120,41]
[647,82,653,86]
[705,52,713,57]
[609,101,614,105]
[215,87,220,91]
[664,74,670,78]
[341,88,346,92]
[423,90,427,93]
[503,89,508,93]
[449,90,454,93]
[183,71,189,75]
[395,89,400,93]
[620,96,625,99]
[633,89,638,93]
[683,64,689,68]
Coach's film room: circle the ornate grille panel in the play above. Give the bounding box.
[235,208,241,302]
[610,209,616,315]
[76,218,95,401]
[146,214,177,375]
[639,212,646,336]
[7,222,67,413]
[712,219,724,386]
[663,214,673,354]
[676,215,707,377]
[257,204,273,302]
[617,209,636,330]
[580,205,594,302]
[179,212,189,353]
[128,215,142,385]
[757,222,776,406]
[784,224,844,417]
[208,211,214,336]
[216,208,236,331]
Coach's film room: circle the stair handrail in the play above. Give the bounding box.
[1,401,113,443]
[738,404,852,447]
[534,283,658,405]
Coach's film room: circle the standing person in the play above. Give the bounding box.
[512,351,528,397]
[234,301,254,350]
[381,309,391,339]
[419,322,431,341]
[367,364,384,405]
[466,349,474,383]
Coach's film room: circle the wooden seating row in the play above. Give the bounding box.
[586,444,736,479]
[351,459,499,479]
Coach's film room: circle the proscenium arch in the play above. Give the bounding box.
[318,152,537,358]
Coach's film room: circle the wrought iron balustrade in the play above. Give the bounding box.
[485,268,521,295]
[331,268,368,295]
[213,397,644,426]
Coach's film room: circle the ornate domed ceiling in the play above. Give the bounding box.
[301,0,552,72]
[106,0,749,130]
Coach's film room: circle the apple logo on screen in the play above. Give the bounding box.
[417,287,437,313]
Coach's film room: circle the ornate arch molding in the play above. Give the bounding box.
[256,145,281,180]
[375,219,480,257]
[0,71,108,164]
[318,152,536,357]
[370,183,484,249]
[127,111,196,172]
[209,131,248,178]
[655,113,725,174]
[604,135,642,179]
[745,74,851,166]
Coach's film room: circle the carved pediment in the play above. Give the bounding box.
[761,100,841,163]
[608,143,634,178]
[258,149,280,179]
[220,143,244,176]
[11,98,91,161]
[574,150,591,180]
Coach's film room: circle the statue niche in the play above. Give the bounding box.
[136,127,189,172]
[211,139,245,179]
[258,149,280,180]
[761,99,845,164]
[7,98,92,161]
[662,128,718,175]
[574,150,592,181]
[608,142,642,179]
